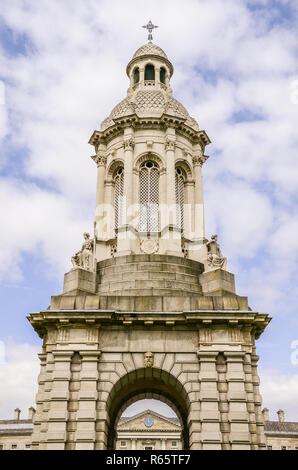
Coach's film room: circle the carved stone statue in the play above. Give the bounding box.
[206,234,227,270]
[71,233,94,271]
[144,352,154,368]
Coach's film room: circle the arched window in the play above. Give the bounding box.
[145,64,155,81]
[175,168,185,232]
[139,161,159,232]
[114,168,124,231]
[134,67,140,84]
[160,67,166,84]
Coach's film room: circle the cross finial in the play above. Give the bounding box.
[142,20,158,43]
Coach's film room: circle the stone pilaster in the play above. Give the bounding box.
[31,353,47,450]
[225,351,251,449]
[216,353,230,450]
[197,349,221,450]
[75,350,101,450]
[251,344,266,449]
[45,351,72,450]
[65,352,82,450]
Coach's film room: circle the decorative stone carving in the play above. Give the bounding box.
[144,352,154,368]
[206,234,227,271]
[123,137,135,150]
[71,233,95,271]
[165,137,175,151]
[91,154,107,167]
[192,154,209,167]
[140,239,158,255]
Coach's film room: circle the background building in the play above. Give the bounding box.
[1,407,298,451]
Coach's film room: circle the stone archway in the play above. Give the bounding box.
[106,368,190,450]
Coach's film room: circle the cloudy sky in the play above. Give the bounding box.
[0,0,298,422]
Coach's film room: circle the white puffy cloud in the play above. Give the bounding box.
[0,338,41,420]
[260,370,298,421]
[0,177,94,281]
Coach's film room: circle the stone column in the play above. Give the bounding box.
[196,350,221,450]
[132,438,136,450]
[162,128,181,254]
[192,153,208,241]
[46,351,73,450]
[162,438,166,450]
[75,350,101,450]
[117,130,135,256]
[123,130,135,214]
[184,181,194,238]
[93,152,107,222]
[165,129,176,220]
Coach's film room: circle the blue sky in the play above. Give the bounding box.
[0,0,298,421]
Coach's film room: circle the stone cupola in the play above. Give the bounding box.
[89,42,211,265]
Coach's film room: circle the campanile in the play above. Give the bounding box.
[28,26,271,450]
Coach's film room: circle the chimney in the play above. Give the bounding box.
[277,409,285,423]
[262,408,269,421]
[14,408,21,421]
[28,406,36,421]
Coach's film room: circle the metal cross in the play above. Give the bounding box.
[142,20,158,43]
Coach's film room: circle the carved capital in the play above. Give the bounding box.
[192,154,209,167]
[165,137,175,151]
[123,137,135,150]
[91,154,107,167]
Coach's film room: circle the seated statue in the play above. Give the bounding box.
[206,234,227,270]
[71,232,94,271]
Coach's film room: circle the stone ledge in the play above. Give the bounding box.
[48,294,249,313]
[28,309,271,340]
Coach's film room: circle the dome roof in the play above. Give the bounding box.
[101,90,199,132]
[132,43,168,60]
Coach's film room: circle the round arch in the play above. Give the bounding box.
[134,152,165,173]
[175,159,193,181]
[107,159,124,178]
[106,367,190,450]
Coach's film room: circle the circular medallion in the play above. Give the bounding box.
[140,239,158,255]
[144,416,154,427]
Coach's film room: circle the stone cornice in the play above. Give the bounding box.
[27,308,271,339]
[88,115,211,149]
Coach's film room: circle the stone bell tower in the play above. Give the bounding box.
[28,28,271,450]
